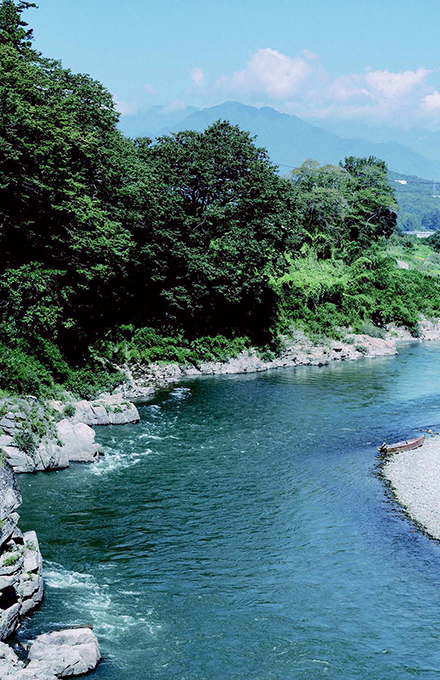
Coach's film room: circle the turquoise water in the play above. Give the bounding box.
[14,343,440,679]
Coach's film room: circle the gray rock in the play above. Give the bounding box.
[3,448,35,474]
[0,640,21,664]
[0,573,20,590]
[28,627,101,677]
[90,405,108,424]
[19,574,43,616]
[0,641,25,677]
[109,403,140,425]
[18,532,43,616]
[9,670,57,680]
[0,603,20,640]
[57,420,101,463]
[35,439,69,471]
[0,435,13,447]
[70,397,140,426]
[0,550,24,577]
[0,464,21,520]
[0,514,20,551]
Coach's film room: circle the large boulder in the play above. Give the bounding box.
[27,627,101,677]
[56,420,102,463]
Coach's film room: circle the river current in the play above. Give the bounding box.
[14,342,440,679]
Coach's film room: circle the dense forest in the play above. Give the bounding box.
[2,0,440,399]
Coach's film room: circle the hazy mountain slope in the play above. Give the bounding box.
[165,102,440,179]
[118,105,198,138]
[308,119,440,163]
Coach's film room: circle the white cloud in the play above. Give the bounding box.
[327,74,370,102]
[209,48,438,125]
[422,90,440,113]
[190,67,205,88]
[365,68,429,99]
[218,48,310,99]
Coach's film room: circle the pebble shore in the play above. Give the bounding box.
[383,435,440,540]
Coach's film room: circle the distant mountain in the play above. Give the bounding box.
[118,104,198,139]
[307,119,440,164]
[162,102,440,180]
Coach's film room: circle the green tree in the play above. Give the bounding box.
[341,156,397,250]
[0,0,36,52]
[290,160,347,257]
[134,121,295,339]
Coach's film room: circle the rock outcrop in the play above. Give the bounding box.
[0,465,43,641]
[0,400,107,473]
[0,460,101,677]
[50,395,140,427]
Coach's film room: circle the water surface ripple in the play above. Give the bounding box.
[16,343,440,679]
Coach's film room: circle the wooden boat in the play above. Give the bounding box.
[378,435,425,454]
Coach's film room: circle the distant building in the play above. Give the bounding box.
[414,231,433,238]
[394,179,408,185]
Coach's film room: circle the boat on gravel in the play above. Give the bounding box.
[378,435,425,454]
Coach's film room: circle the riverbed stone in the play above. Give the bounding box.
[28,627,101,677]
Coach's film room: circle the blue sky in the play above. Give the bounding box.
[25,0,440,128]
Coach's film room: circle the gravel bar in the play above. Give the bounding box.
[383,435,440,539]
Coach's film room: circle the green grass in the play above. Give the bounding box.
[386,235,440,276]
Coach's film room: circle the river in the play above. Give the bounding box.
[14,342,440,679]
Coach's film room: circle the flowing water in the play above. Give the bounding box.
[14,342,440,679]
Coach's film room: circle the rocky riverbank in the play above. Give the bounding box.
[383,435,440,541]
[119,319,440,398]
[0,395,140,474]
[0,460,101,678]
[0,393,139,677]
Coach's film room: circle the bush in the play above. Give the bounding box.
[0,343,54,397]
[63,404,76,417]
[14,429,37,456]
[65,367,123,400]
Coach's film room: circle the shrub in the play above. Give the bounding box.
[63,404,76,418]
[14,429,38,456]
[2,553,19,567]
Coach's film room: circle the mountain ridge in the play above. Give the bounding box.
[119,101,440,180]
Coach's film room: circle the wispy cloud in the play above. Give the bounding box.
[190,67,205,88]
[144,82,158,96]
[112,95,139,116]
